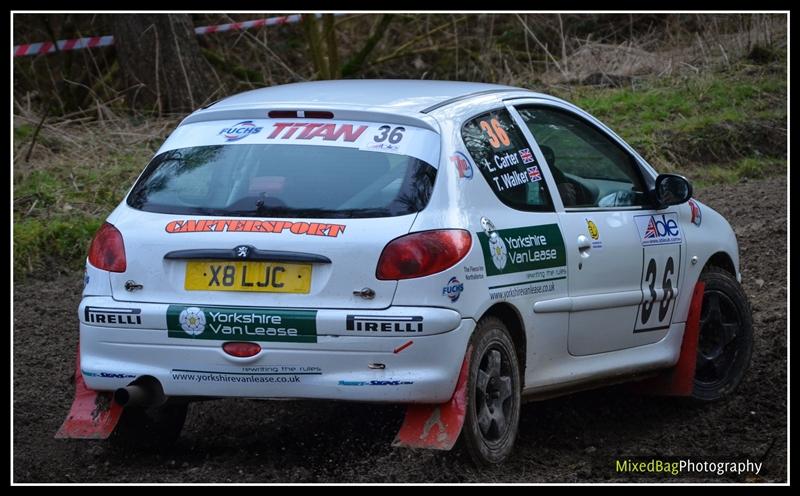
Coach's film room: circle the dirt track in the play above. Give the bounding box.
[13,175,787,483]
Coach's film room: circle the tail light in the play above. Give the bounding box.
[88,222,127,272]
[223,342,261,358]
[376,230,472,280]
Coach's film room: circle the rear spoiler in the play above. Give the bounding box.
[180,105,441,133]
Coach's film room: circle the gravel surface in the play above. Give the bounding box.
[13,175,787,483]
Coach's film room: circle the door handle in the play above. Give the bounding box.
[576,234,591,258]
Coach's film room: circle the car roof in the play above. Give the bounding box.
[204,79,537,115]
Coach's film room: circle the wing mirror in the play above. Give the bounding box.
[653,173,693,210]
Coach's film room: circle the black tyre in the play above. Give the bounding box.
[692,266,754,401]
[460,316,522,466]
[110,401,188,451]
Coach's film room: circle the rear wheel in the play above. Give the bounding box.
[460,316,521,466]
[110,401,188,451]
[692,267,754,401]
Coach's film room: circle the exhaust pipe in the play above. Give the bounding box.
[114,385,149,407]
[114,378,166,408]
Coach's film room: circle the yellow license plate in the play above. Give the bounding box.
[185,261,312,293]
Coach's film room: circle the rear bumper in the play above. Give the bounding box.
[78,297,474,403]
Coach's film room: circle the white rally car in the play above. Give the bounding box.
[61,80,753,466]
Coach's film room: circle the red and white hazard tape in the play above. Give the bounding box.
[13,13,327,58]
[14,35,115,57]
[192,13,302,35]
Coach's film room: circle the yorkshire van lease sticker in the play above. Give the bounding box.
[477,224,566,277]
[167,305,317,343]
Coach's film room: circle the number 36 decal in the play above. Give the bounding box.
[635,249,681,333]
[373,125,405,144]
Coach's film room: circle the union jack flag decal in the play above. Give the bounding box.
[644,217,658,238]
[519,148,535,164]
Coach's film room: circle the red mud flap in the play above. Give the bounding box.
[392,346,471,451]
[628,281,706,396]
[55,351,123,439]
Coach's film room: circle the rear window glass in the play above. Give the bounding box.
[127,144,437,218]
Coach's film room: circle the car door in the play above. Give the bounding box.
[508,101,684,355]
[459,107,568,302]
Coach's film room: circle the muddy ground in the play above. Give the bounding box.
[13,175,787,483]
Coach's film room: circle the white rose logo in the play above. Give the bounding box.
[489,235,508,270]
[179,307,206,336]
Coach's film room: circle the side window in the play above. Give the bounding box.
[517,106,649,209]
[462,109,553,212]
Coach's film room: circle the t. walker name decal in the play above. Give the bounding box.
[165,219,346,237]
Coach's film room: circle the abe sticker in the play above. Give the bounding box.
[634,213,682,246]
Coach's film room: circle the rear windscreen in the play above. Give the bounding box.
[127,144,437,218]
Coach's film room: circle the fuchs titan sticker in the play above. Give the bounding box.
[219,121,263,142]
[634,213,682,246]
[158,119,441,167]
[346,315,424,333]
[165,219,345,237]
[84,307,142,326]
[477,224,566,277]
[267,122,368,142]
[167,305,317,343]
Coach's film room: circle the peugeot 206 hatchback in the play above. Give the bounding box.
[65,80,753,466]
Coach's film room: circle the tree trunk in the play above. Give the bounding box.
[110,14,219,114]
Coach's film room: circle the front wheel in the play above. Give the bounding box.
[460,316,522,466]
[692,267,754,401]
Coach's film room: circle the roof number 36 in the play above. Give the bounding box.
[374,125,405,144]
